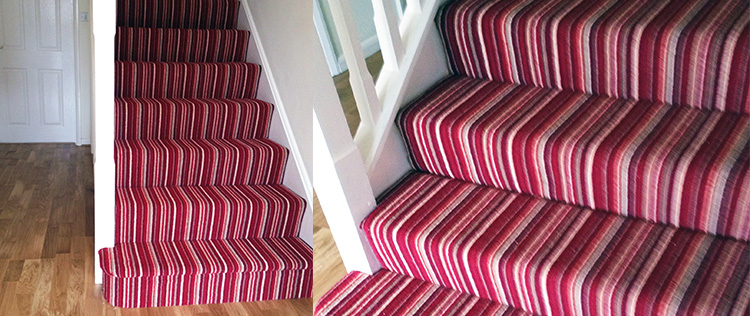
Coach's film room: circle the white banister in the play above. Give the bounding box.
[361,0,441,170]
[316,0,448,275]
[313,109,382,274]
[90,0,116,284]
[327,0,382,138]
[372,0,405,72]
[406,0,423,14]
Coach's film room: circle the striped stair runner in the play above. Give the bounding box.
[98,0,311,308]
[316,270,531,316]
[318,0,750,315]
[363,172,750,315]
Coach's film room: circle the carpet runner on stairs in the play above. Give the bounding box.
[115,61,261,99]
[321,0,750,315]
[399,76,750,240]
[316,270,531,316]
[98,0,311,308]
[437,0,750,114]
[363,172,750,316]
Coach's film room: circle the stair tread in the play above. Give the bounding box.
[116,184,305,243]
[315,270,532,316]
[400,75,750,241]
[115,61,261,99]
[117,0,240,30]
[438,0,750,114]
[116,97,273,140]
[116,27,250,62]
[99,236,311,278]
[363,172,750,316]
[115,137,287,187]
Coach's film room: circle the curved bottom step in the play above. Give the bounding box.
[99,237,312,308]
[103,269,311,308]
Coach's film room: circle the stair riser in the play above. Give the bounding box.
[363,173,750,316]
[103,270,311,308]
[115,185,305,243]
[117,0,240,29]
[116,98,273,140]
[115,139,288,187]
[315,271,531,316]
[399,77,750,241]
[115,62,261,100]
[438,0,750,114]
[116,27,250,63]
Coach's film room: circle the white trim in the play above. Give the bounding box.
[74,0,92,146]
[314,0,342,75]
[74,0,82,146]
[238,0,313,224]
[90,0,117,284]
[336,34,381,74]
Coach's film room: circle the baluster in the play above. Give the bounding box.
[372,0,405,72]
[328,0,382,134]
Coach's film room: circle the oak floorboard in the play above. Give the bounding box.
[0,144,312,315]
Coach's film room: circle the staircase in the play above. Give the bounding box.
[317,0,750,315]
[98,0,312,308]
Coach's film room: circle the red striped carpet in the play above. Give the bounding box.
[115,61,261,99]
[97,0,311,308]
[321,0,750,315]
[438,0,750,114]
[363,173,750,316]
[315,270,531,316]
[116,27,250,62]
[399,76,750,241]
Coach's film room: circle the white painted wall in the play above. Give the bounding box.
[75,0,91,145]
[238,0,314,245]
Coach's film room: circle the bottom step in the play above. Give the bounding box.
[99,237,312,308]
[315,270,531,316]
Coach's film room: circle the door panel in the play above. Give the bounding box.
[40,69,63,125]
[37,0,62,51]
[3,69,29,125]
[0,0,77,143]
[1,0,25,49]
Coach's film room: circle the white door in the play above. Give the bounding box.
[0,0,78,143]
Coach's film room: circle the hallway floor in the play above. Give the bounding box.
[0,144,311,315]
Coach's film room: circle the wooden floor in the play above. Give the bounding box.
[312,52,385,307]
[312,195,346,307]
[0,144,312,315]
